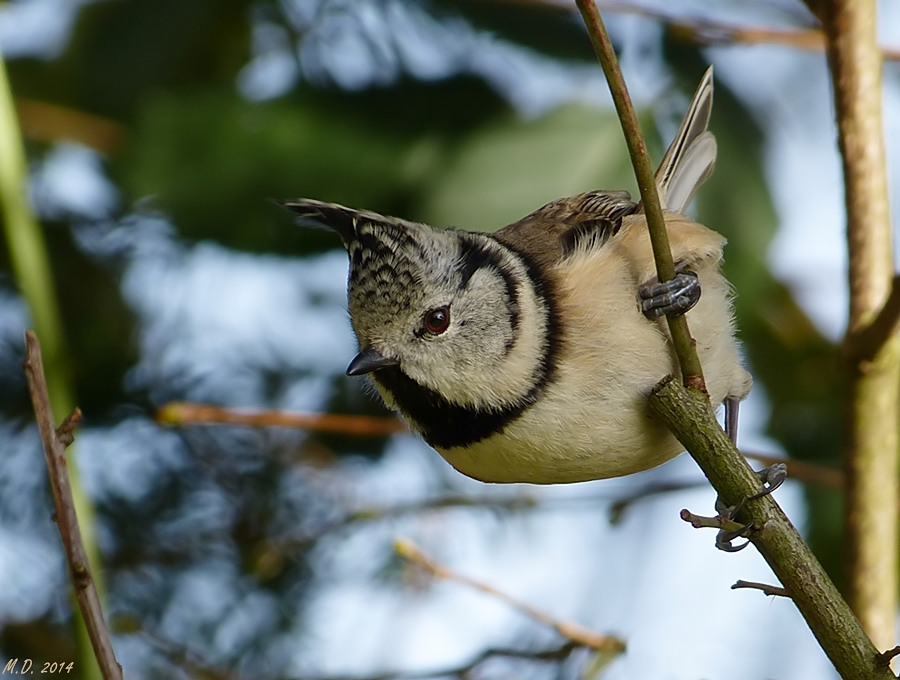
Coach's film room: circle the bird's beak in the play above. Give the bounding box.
[346,347,400,376]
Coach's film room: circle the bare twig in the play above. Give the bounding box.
[611,454,841,523]
[731,580,790,599]
[518,0,900,59]
[608,480,703,522]
[23,331,123,680]
[253,494,540,575]
[617,0,900,61]
[679,508,751,534]
[743,452,843,490]
[395,538,625,655]
[140,631,234,680]
[292,641,582,680]
[876,646,900,667]
[575,0,706,394]
[159,403,846,493]
[156,402,407,436]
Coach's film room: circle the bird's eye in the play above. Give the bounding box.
[423,306,451,335]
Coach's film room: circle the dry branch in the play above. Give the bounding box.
[156,401,406,436]
[395,538,625,655]
[743,452,843,490]
[518,0,900,60]
[731,580,790,598]
[24,331,123,680]
[292,641,582,680]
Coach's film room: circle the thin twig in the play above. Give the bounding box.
[876,646,900,667]
[23,331,123,680]
[731,580,790,599]
[679,508,751,534]
[743,451,843,490]
[611,454,841,524]
[506,0,900,59]
[574,0,706,393]
[156,403,843,488]
[159,403,846,491]
[607,480,702,523]
[395,538,625,655]
[253,494,540,573]
[156,402,407,436]
[140,631,234,680]
[291,641,582,680]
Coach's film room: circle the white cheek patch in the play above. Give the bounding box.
[404,244,551,411]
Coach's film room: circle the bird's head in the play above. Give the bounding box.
[282,199,553,417]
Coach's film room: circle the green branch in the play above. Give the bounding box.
[0,43,106,680]
[649,378,893,680]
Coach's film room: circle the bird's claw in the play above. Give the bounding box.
[712,463,788,552]
[639,269,701,319]
[715,522,755,552]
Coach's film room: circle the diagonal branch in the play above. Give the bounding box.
[395,538,625,655]
[649,377,893,680]
[23,331,123,680]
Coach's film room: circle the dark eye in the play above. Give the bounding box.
[423,306,451,335]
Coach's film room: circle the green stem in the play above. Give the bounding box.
[574,0,706,393]
[0,43,105,680]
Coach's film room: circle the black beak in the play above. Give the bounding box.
[346,347,400,376]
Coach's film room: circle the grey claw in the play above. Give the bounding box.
[716,524,754,552]
[713,464,787,552]
[639,270,700,319]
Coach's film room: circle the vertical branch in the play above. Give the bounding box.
[820,0,900,649]
[24,332,123,680]
[574,0,706,393]
[574,0,895,673]
[0,43,105,679]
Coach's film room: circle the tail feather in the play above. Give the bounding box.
[654,67,716,214]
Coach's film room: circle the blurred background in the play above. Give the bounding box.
[1,0,898,678]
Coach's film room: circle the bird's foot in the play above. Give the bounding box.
[712,463,788,552]
[639,268,700,319]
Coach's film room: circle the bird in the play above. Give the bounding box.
[282,67,752,485]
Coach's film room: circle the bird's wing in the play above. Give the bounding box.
[493,190,639,271]
[494,67,717,268]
